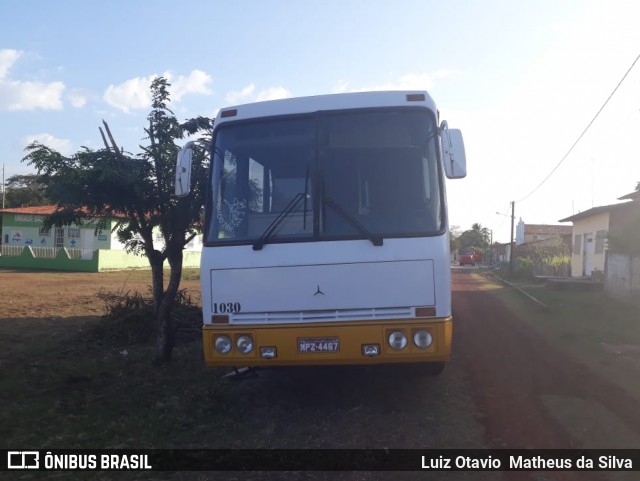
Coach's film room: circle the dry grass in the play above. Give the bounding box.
[0,268,492,481]
[483,272,640,399]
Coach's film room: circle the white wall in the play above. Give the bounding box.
[570,212,609,277]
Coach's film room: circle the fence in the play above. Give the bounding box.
[1,246,96,260]
[29,246,58,259]
[0,245,24,257]
[0,246,201,272]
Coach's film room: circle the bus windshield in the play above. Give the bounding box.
[206,109,443,245]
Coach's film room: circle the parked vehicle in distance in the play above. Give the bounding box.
[459,249,480,266]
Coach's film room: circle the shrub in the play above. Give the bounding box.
[94,288,201,345]
[514,257,534,278]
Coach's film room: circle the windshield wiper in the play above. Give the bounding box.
[303,165,309,231]
[253,193,308,251]
[324,196,383,246]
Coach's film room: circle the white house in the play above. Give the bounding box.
[559,192,639,277]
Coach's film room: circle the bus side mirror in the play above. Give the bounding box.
[441,126,467,179]
[175,143,194,197]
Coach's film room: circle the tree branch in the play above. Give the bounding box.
[102,120,121,155]
[98,127,110,150]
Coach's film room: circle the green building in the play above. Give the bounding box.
[0,205,201,272]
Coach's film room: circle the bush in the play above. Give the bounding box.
[94,288,202,345]
[513,257,534,278]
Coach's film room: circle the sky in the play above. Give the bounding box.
[1,0,640,242]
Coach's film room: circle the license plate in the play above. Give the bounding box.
[298,337,340,353]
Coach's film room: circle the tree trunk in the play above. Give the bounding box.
[154,249,184,362]
[150,255,164,315]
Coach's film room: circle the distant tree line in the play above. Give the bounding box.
[450,223,491,257]
[2,173,51,208]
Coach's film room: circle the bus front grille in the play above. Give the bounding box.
[230,307,413,325]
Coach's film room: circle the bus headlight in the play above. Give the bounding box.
[388,331,408,350]
[413,330,433,349]
[236,335,254,354]
[214,335,232,354]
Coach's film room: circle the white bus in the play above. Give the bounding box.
[176,91,466,374]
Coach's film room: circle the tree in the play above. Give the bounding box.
[4,173,51,207]
[449,225,461,255]
[23,77,213,362]
[458,223,491,251]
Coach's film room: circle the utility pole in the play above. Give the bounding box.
[509,200,515,277]
[2,163,5,210]
[489,229,493,266]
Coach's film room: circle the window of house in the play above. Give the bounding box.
[39,227,50,236]
[595,230,607,254]
[573,234,582,255]
[68,228,80,238]
[54,228,64,248]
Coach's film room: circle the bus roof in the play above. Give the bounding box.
[215,90,437,124]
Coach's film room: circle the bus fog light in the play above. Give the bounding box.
[388,331,408,350]
[260,346,277,359]
[413,330,433,349]
[362,344,380,357]
[214,335,232,354]
[236,335,254,354]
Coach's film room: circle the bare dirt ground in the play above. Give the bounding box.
[2,268,640,481]
[0,269,200,317]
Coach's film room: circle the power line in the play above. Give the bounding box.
[516,52,640,204]
[495,204,511,231]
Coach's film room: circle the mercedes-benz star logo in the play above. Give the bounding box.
[314,285,325,296]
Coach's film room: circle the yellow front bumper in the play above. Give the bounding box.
[202,317,452,367]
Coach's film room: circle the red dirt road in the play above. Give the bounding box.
[452,269,640,481]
